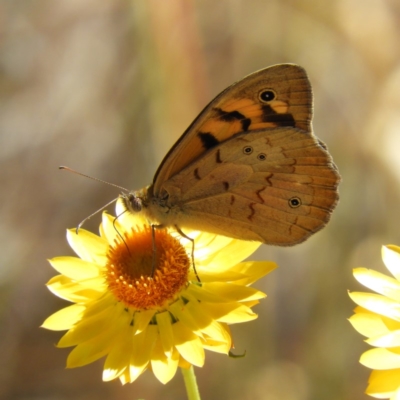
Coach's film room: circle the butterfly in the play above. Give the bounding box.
[123,64,340,246]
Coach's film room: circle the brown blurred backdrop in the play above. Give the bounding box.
[1,1,400,399]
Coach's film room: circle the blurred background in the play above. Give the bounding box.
[1,0,400,399]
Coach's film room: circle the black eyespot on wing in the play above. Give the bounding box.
[288,197,301,208]
[257,153,266,161]
[243,146,253,154]
[198,132,220,150]
[259,90,276,102]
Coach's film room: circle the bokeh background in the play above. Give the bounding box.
[1,1,400,399]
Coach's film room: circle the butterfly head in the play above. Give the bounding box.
[119,187,145,214]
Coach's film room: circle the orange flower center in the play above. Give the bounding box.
[105,226,190,309]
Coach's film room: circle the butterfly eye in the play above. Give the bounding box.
[127,193,142,212]
[257,153,266,161]
[259,90,276,103]
[288,197,302,208]
[243,146,253,154]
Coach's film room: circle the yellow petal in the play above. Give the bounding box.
[66,331,113,368]
[349,312,390,338]
[178,357,192,369]
[47,275,104,303]
[58,302,126,348]
[193,268,248,283]
[193,232,261,269]
[67,229,108,264]
[383,245,400,281]
[349,292,400,321]
[353,268,400,302]
[151,340,179,384]
[169,298,210,332]
[216,304,257,323]
[366,368,400,396]
[119,369,131,385]
[126,365,147,384]
[128,325,159,382]
[46,275,82,301]
[82,292,116,317]
[187,281,265,305]
[202,341,230,354]
[200,301,257,323]
[42,304,85,330]
[101,212,121,244]
[392,388,400,400]
[134,309,156,334]
[172,322,205,367]
[102,324,133,381]
[367,330,400,348]
[156,311,174,356]
[200,282,266,302]
[229,261,277,286]
[361,348,400,369]
[131,325,158,367]
[241,300,260,308]
[200,320,231,351]
[49,257,101,280]
[186,283,229,303]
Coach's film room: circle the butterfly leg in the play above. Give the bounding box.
[151,224,160,278]
[113,213,131,255]
[174,225,200,282]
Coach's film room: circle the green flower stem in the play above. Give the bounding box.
[181,366,201,400]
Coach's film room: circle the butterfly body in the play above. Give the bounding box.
[123,64,340,246]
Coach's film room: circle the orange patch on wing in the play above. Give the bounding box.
[200,119,243,142]
[269,100,289,114]
[240,107,264,118]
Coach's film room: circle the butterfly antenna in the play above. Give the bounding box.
[59,166,129,192]
[76,197,119,233]
[59,166,129,233]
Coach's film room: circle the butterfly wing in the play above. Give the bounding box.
[145,63,339,245]
[158,127,340,245]
[152,64,312,195]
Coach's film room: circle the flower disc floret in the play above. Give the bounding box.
[105,226,189,309]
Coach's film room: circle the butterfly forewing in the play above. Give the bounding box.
[152,64,312,195]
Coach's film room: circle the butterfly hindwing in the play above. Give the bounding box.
[159,127,339,245]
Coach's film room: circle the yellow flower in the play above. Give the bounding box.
[43,201,276,384]
[349,245,400,399]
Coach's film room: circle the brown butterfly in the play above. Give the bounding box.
[123,64,340,246]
